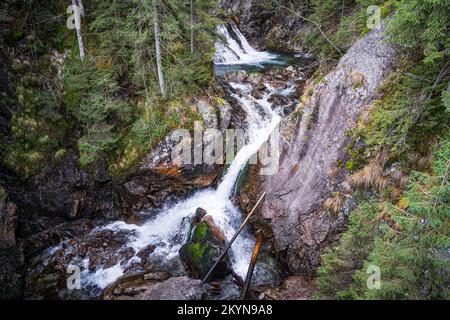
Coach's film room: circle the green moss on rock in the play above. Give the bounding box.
[179,221,230,279]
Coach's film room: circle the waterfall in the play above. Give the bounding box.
[81,25,283,290]
[214,24,277,65]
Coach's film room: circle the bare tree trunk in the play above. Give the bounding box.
[152,0,165,96]
[78,0,85,16]
[190,0,194,53]
[72,0,85,60]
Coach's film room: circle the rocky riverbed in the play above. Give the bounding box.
[5,42,311,299]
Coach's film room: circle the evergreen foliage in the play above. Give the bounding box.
[317,132,449,299]
[309,0,449,300]
[2,0,219,175]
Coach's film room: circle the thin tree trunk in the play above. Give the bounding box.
[240,230,263,300]
[78,0,85,16]
[152,0,165,96]
[72,0,85,60]
[190,0,194,53]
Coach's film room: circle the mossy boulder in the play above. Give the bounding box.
[179,213,230,280]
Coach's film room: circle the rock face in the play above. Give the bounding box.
[246,25,397,277]
[1,92,230,298]
[179,211,230,279]
[8,152,113,257]
[135,276,206,300]
[103,271,171,300]
[116,154,221,218]
[220,0,308,51]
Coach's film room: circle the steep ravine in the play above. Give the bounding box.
[0,21,399,301]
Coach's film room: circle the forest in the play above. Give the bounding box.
[0,0,448,301]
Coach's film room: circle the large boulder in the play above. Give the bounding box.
[135,276,206,300]
[196,99,218,129]
[179,211,230,279]
[103,270,171,300]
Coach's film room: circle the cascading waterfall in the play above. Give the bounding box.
[82,25,285,290]
[214,24,277,65]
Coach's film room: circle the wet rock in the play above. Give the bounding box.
[103,270,171,300]
[251,87,266,99]
[202,215,226,243]
[23,227,138,299]
[223,70,247,83]
[246,72,262,85]
[205,274,241,300]
[23,245,88,300]
[136,244,156,261]
[179,214,230,279]
[267,93,291,106]
[193,207,207,223]
[22,218,94,261]
[135,276,206,300]
[267,80,287,90]
[116,135,222,217]
[121,164,220,209]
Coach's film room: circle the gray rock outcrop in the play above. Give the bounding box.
[251,25,398,276]
[136,276,205,300]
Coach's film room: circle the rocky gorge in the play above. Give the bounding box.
[1,0,447,301]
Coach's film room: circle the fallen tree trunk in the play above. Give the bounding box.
[202,192,267,284]
[240,230,263,300]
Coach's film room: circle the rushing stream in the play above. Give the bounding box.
[54,24,308,295]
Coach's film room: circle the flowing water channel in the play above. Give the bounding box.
[62,24,307,294]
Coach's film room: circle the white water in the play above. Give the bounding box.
[82,25,283,289]
[214,25,278,65]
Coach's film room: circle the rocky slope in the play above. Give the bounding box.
[240,24,398,279]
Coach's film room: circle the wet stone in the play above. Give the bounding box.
[179,215,230,280]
